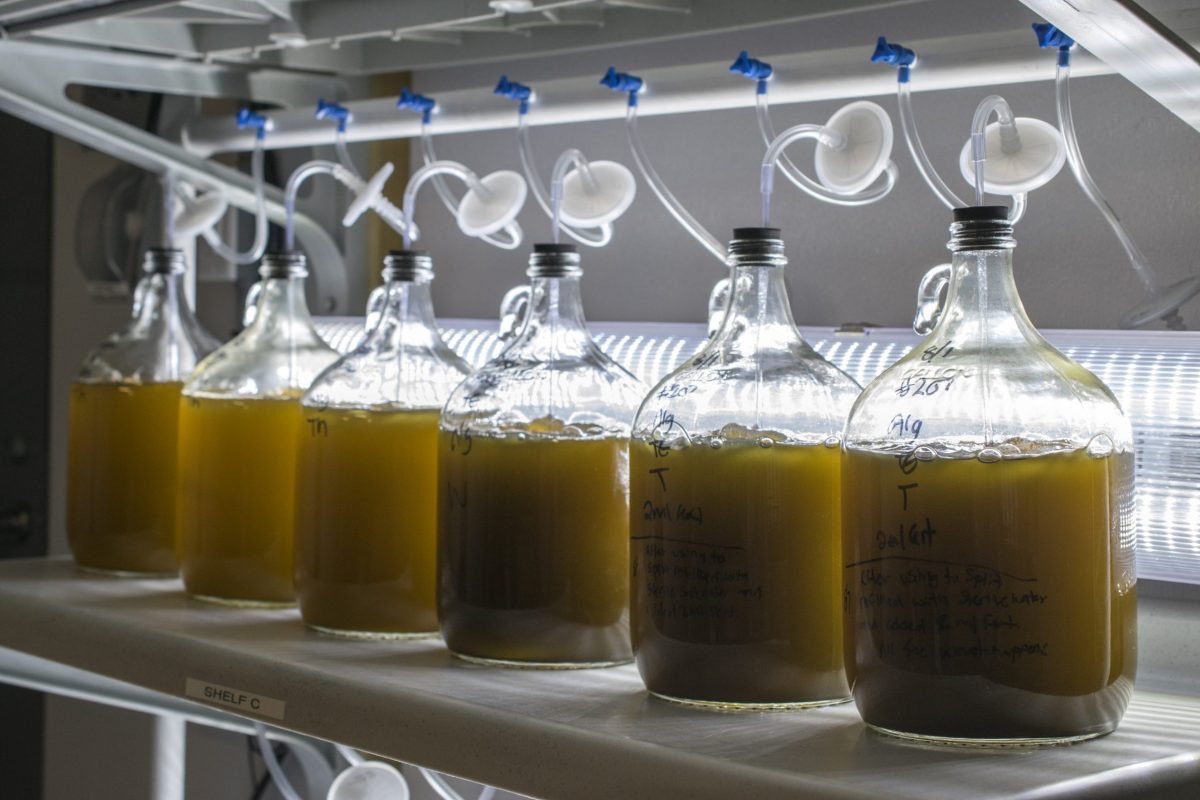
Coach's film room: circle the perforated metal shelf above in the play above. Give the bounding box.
[0,558,1198,799]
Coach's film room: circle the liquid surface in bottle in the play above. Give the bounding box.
[177,395,303,606]
[630,436,849,706]
[438,431,631,666]
[296,408,440,637]
[67,381,182,575]
[842,448,1137,742]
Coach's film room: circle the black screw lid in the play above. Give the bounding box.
[532,243,578,255]
[731,227,782,240]
[953,206,1009,222]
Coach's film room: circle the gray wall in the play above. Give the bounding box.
[407,2,1200,332]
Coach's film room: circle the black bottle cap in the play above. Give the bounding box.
[532,243,579,255]
[387,248,430,259]
[953,206,1009,222]
[259,250,308,278]
[731,227,782,240]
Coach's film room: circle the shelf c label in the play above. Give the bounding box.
[185,678,285,720]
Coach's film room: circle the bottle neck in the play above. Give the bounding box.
[714,264,803,346]
[132,270,188,326]
[515,276,591,351]
[250,275,317,332]
[934,246,1037,344]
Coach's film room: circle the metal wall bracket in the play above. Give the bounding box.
[1019,0,1200,134]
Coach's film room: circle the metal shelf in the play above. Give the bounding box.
[1,558,1199,799]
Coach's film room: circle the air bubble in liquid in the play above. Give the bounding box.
[1086,434,1115,458]
[978,448,1002,463]
[709,438,724,450]
[914,445,936,461]
[824,436,841,448]
[758,437,774,449]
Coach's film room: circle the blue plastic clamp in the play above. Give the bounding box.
[236,108,270,140]
[729,50,773,81]
[315,98,352,132]
[397,88,436,124]
[871,36,916,83]
[599,67,643,106]
[494,75,532,114]
[1032,23,1074,66]
[1032,22,1074,50]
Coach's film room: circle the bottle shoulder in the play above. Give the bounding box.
[845,331,1133,455]
[631,337,861,443]
[442,338,646,437]
[301,337,470,411]
[184,322,339,399]
[76,313,220,384]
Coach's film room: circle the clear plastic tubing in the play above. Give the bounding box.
[335,128,361,179]
[624,101,724,261]
[518,113,611,247]
[401,159,502,250]
[253,724,302,800]
[759,123,846,227]
[283,159,408,251]
[896,79,964,210]
[754,87,893,208]
[1056,60,1157,296]
[420,122,461,220]
[417,122,515,250]
[549,148,600,246]
[160,172,176,248]
[893,57,1024,222]
[199,140,269,265]
[969,95,1021,206]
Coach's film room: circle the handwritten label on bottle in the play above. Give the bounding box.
[844,452,1051,670]
[633,535,759,622]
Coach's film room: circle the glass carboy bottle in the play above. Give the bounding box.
[178,251,339,607]
[295,250,470,638]
[630,228,860,707]
[842,206,1136,744]
[68,248,219,575]
[438,243,646,667]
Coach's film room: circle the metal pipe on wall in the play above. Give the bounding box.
[0,39,352,312]
[183,28,1111,155]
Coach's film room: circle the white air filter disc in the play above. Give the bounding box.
[958,117,1065,196]
[558,160,636,227]
[343,162,394,227]
[175,193,228,237]
[815,101,894,195]
[327,762,409,800]
[458,170,527,237]
[1121,275,1200,329]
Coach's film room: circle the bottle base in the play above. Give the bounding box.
[650,691,852,712]
[76,563,177,579]
[868,723,1112,749]
[451,651,632,670]
[307,623,439,641]
[189,593,295,610]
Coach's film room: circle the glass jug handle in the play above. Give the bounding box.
[364,285,386,331]
[707,277,731,338]
[913,263,951,335]
[498,284,531,344]
[241,279,263,327]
